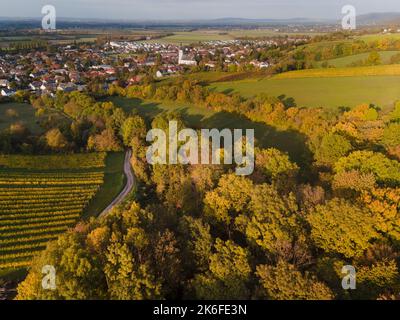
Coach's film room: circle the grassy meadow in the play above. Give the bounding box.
[318,51,400,68]
[83,152,126,218]
[0,103,41,133]
[210,75,400,109]
[146,29,326,44]
[274,64,400,79]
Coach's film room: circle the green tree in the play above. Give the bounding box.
[254,148,299,190]
[307,199,378,258]
[236,184,300,256]
[121,115,147,147]
[381,123,400,149]
[366,51,382,66]
[315,133,352,165]
[204,174,253,235]
[178,216,213,273]
[192,239,251,299]
[334,151,400,186]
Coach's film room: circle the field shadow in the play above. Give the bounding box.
[108,96,313,170]
[200,111,313,167]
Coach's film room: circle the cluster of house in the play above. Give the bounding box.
[107,36,309,78]
[0,46,120,97]
[0,34,309,97]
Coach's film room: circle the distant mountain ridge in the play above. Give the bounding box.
[0,12,399,28]
[357,12,400,25]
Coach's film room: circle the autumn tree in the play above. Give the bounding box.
[334,151,400,186]
[87,129,122,152]
[178,216,213,274]
[235,183,301,257]
[204,174,253,236]
[254,148,299,190]
[315,132,352,165]
[256,260,334,300]
[45,128,68,150]
[192,239,252,299]
[307,199,378,258]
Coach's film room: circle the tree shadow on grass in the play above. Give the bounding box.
[108,97,314,173]
[200,111,313,169]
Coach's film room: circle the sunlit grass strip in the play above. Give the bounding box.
[274,64,400,79]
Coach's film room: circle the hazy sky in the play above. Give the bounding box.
[1,0,400,20]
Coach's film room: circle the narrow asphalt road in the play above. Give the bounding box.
[99,149,134,218]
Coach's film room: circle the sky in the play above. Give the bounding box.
[1,0,400,20]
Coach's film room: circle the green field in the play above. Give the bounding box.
[210,75,400,109]
[319,51,400,68]
[0,103,41,133]
[146,31,234,44]
[146,29,326,44]
[108,96,214,127]
[275,64,400,79]
[83,152,126,218]
[228,29,325,38]
[356,33,400,42]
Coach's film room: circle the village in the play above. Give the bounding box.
[0,35,309,98]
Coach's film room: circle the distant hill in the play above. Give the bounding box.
[357,12,400,25]
[204,17,327,25]
[0,12,400,29]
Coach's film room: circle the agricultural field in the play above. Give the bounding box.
[274,64,400,79]
[317,50,400,68]
[228,29,325,38]
[211,75,400,109]
[0,153,107,270]
[356,33,400,42]
[145,29,325,44]
[145,30,234,44]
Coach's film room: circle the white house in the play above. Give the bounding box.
[1,88,15,97]
[178,50,197,66]
[29,81,42,91]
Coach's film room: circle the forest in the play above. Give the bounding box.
[1,73,398,300]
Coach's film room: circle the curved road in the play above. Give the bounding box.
[99,149,134,218]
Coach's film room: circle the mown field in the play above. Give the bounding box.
[145,31,234,44]
[318,50,400,68]
[0,103,42,133]
[210,75,400,109]
[146,29,326,44]
[357,33,400,42]
[274,64,400,79]
[0,153,108,270]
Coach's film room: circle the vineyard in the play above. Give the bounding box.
[0,153,106,270]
